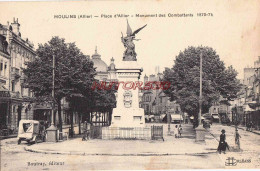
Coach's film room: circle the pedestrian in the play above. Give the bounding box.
[82,121,87,141]
[174,125,179,138]
[248,122,251,131]
[44,121,49,130]
[235,128,241,149]
[250,121,253,131]
[246,122,249,131]
[178,125,183,138]
[39,121,45,136]
[86,122,91,140]
[217,129,229,154]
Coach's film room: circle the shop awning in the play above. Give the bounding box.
[212,115,219,119]
[145,115,155,119]
[149,115,155,118]
[171,114,183,120]
[160,114,166,119]
[244,104,255,112]
[248,101,260,110]
[34,104,52,110]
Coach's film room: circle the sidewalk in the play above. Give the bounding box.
[230,125,260,135]
[0,134,17,140]
[25,124,219,156]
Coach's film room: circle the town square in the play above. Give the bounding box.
[0,0,260,170]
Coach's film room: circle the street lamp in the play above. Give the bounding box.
[195,51,206,142]
[198,51,203,126]
[46,54,58,142]
[51,54,55,126]
[166,105,171,135]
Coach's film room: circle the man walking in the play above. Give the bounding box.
[235,128,241,149]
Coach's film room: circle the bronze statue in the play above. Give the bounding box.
[121,20,147,61]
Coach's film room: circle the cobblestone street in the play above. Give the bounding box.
[0,124,220,170]
[1,123,259,170]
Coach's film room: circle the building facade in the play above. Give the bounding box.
[140,71,183,122]
[0,34,11,130]
[227,56,260,129]
[0,18,36,132]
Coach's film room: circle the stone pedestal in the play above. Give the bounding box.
[110,61,145,128]
[46,124,58,142]
[195,125,206,142]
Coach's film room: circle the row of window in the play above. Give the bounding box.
[11,81,31,97]
[0,60,8,77]
[142,95,152,102]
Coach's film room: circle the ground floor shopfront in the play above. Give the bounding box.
[0,95,34,133]
[1,96,113,136]
[231,105,260,130]
[246,110,260,130]
[231,106,245,125]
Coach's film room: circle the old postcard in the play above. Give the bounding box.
[0,0,259,170]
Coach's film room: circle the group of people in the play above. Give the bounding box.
[217,128,241,154]
[174,124,183,138]
[246,121,254,131]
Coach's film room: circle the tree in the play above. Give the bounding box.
[162,46,241,121]
[23,36,96,132]
[87,83,117,124]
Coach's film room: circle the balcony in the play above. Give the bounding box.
[219,105,227,114]
[10,91,20,99]
[11,67,20,80]
[20,73,27,84]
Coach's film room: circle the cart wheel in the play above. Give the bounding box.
[18,139,21,145]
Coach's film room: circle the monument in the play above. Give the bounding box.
[110,20,147,128]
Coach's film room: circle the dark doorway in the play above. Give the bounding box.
[0,103,8,129]
[33,109,51,123]
[17,105,22,126]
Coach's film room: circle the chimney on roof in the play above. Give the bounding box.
[11,17,20,35]
[144,74,148,83]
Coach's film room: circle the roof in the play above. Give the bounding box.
[108,57,116,71]
[91,47,108,73]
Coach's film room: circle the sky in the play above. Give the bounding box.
[0,0,259,79]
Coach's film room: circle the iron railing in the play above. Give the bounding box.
[151,125,164,141]
[101,127,151,140]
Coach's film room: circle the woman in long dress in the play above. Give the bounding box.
[217,129,228,154]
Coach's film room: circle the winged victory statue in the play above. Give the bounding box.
[121,20,147,61]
